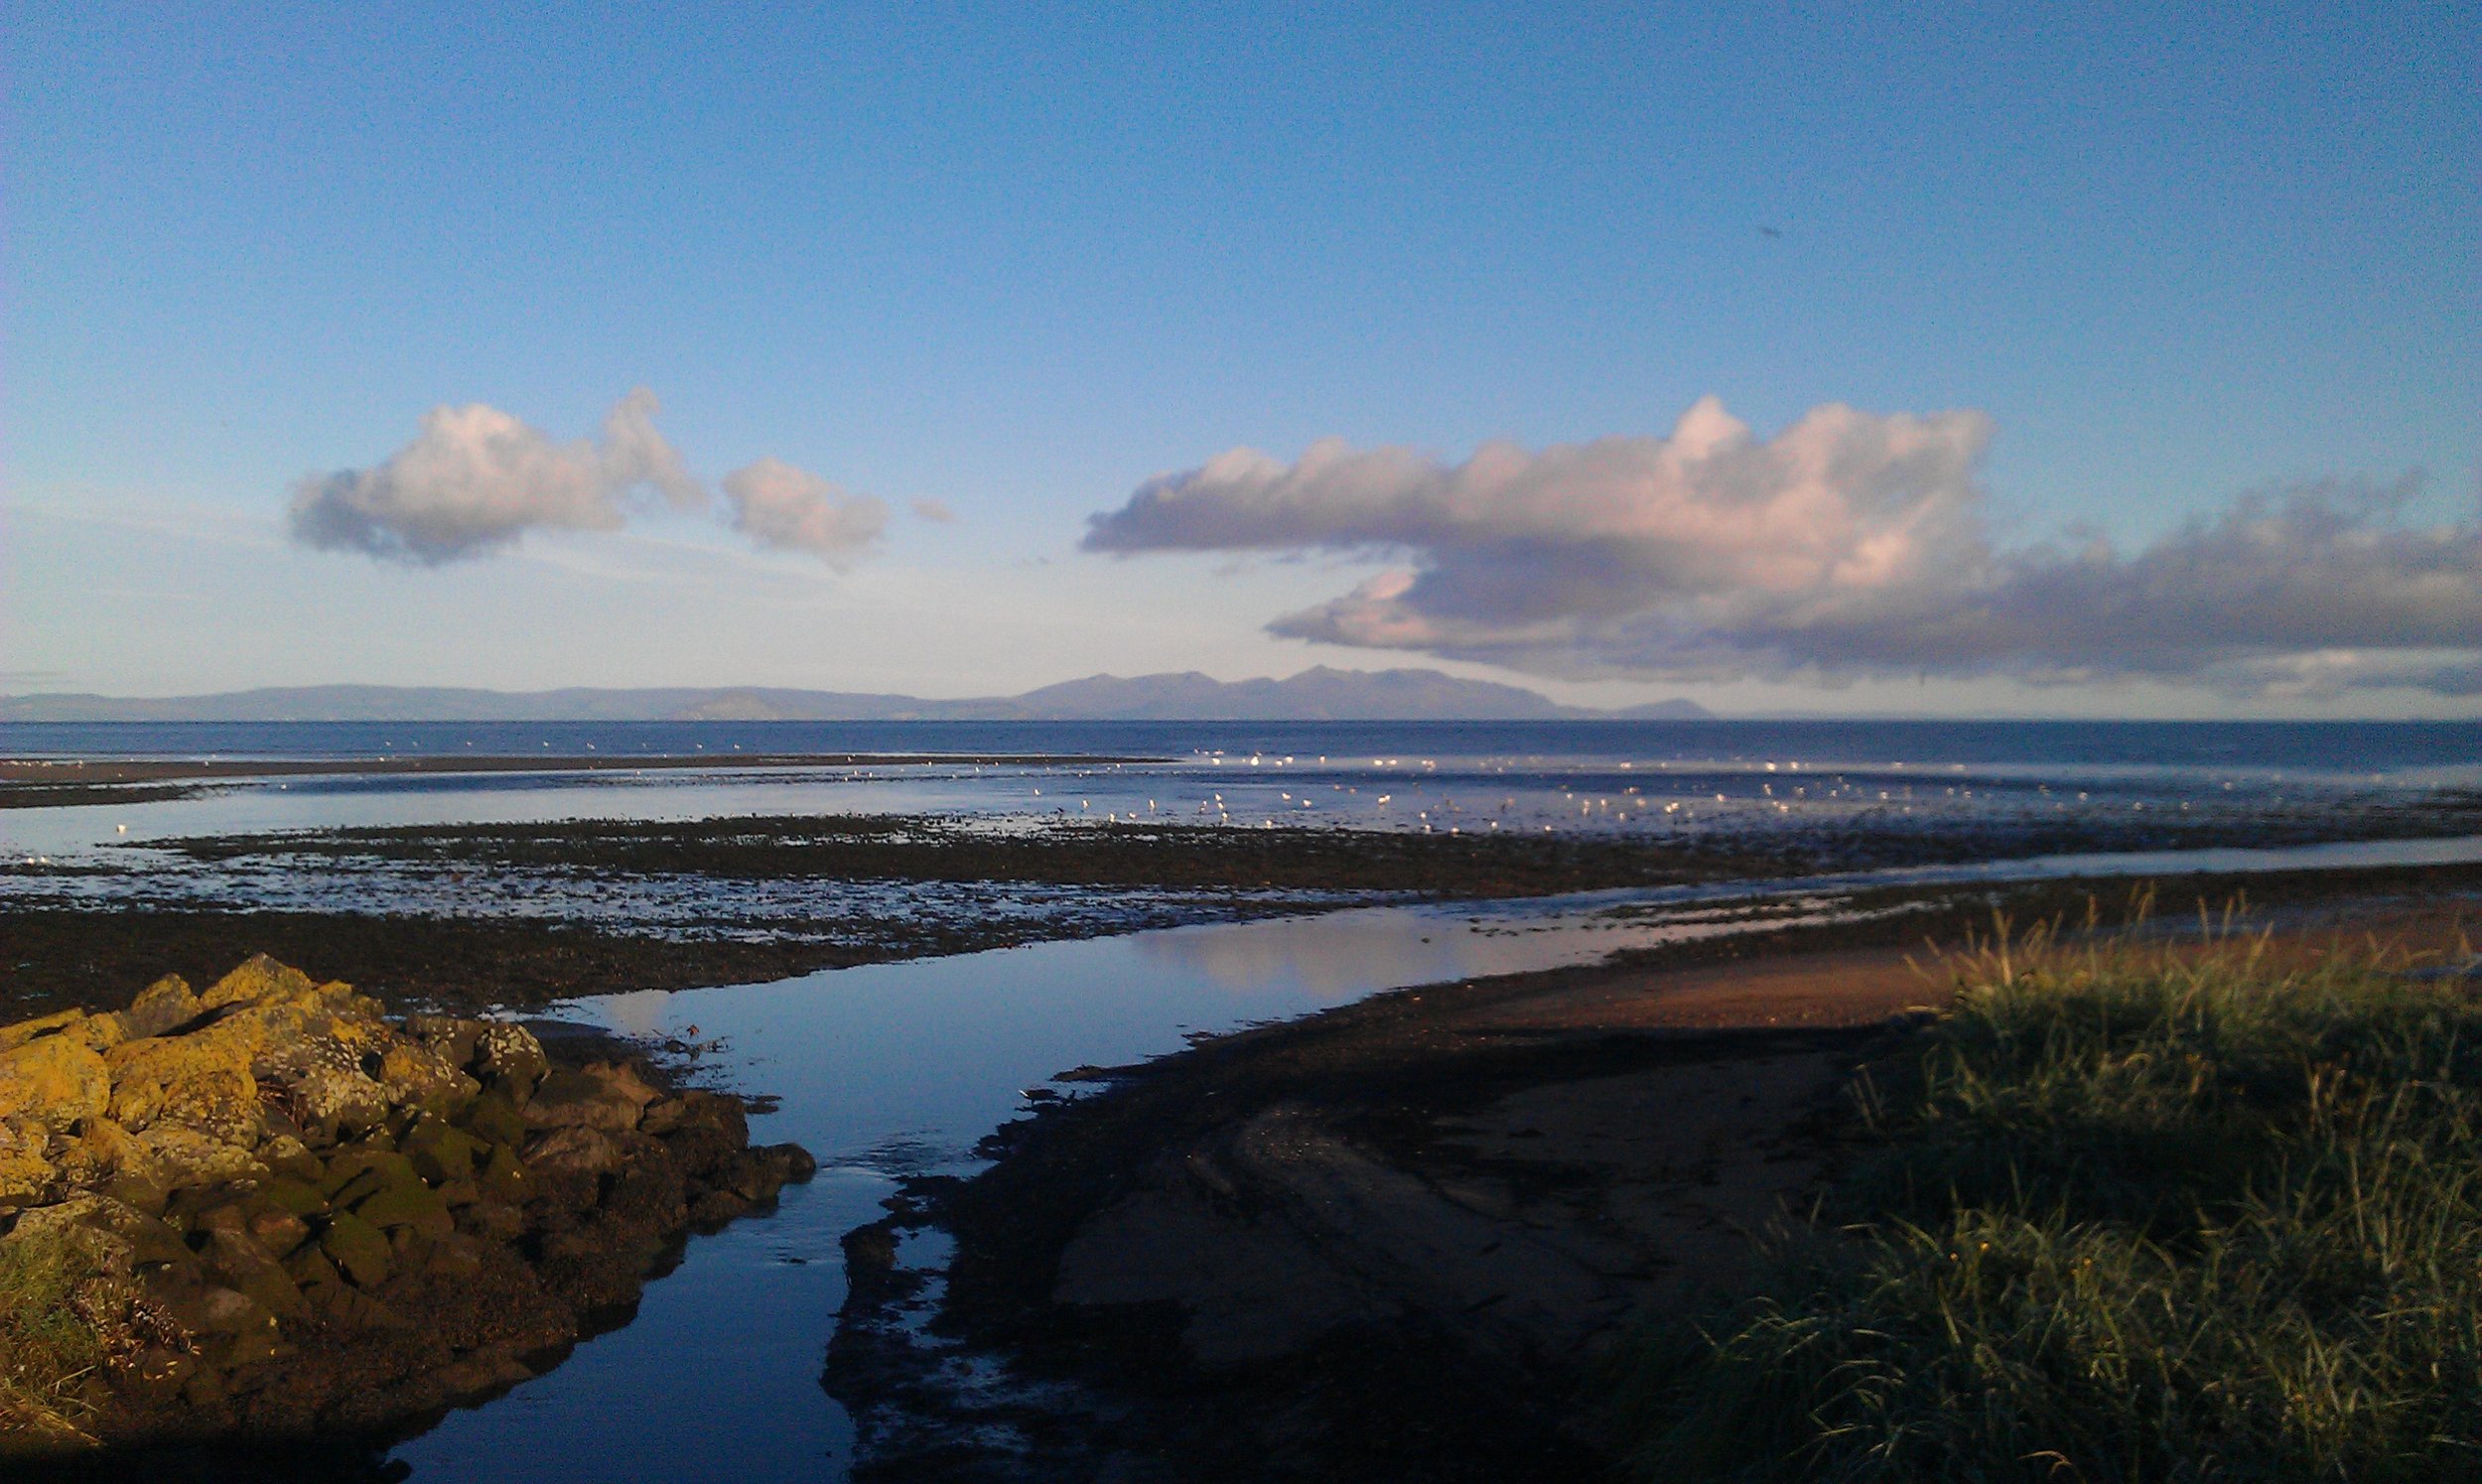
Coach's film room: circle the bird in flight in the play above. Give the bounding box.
[1757,224,1785,239]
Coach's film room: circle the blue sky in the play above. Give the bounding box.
[5,2,2476,715]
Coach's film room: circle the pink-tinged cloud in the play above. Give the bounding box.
[719,458,889,566]
[289,389,706,564]
[1084,399,2482,695]
[291,392,911,571]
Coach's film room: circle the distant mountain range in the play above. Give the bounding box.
[0,668,1712,723]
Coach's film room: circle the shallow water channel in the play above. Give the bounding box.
[390,891,1743,1481]
[388,831,2482,1481]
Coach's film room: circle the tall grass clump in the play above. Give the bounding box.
[1610,906,2482,1482]
[0,1226,124,1453]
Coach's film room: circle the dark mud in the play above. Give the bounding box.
[159,814,1794,894]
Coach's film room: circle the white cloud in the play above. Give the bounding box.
[289,388,706,564]
[909,496,959,524]
[1084,399,2482,696]
[720,458,889,567]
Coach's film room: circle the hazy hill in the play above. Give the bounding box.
[0,669,1712,724]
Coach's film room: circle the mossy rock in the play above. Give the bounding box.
[401,1118,485,1186]
[458,1090,527,1147]
[351,1180,454,1239]
[317,1210,393,1288]
[259,1176,330,1219]
[478,1143,532,1204]
[319,1147,419,1203]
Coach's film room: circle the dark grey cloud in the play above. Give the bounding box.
[1084,399,2482,696]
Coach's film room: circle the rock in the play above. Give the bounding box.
[124,975,204,1038]
[473,1023,549,1096]
[200,954,318,1012]
[478,1142,532,1204]
[0,1144,58,1206]
[318,1210,393,1288]
[0,1031,111,1130]
[258,1135,321,1179]
[456,1199,526,1244]
[52,1115,159,1192]
[522,1124,625,1178]
[377,1042,479,1110]
[0,1010,91,1054]
[136,1124,266,1190]
[259,1175,329,1218]
[286,1060,392,1134]
[401,1117,485,1185]
[352,1180,454,1240]
[521,1066,651,1133]
[5,1192,150,1277]
[322,1147,420,1208]
[104,1035,260,1143]
[459,1089,527,1147]
[402,1014,485,1073]
[159,1281,278,1337]
[432,1349,531,1398]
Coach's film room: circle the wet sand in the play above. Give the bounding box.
[825,874,2482,1481]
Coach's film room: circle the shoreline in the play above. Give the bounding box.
[823,870,2482,1480]
[0,753,1153,810]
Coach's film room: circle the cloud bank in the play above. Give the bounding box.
[720,458,889,567]
[1083,398,2482,696]
[290,391,894,569]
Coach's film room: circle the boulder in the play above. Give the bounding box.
[52,1116,159,1192]
[0,1010,90,1053]
[6,1192,187,1278]
[104,1034,259,1143]
[200,954,317,1012]
[318,1210,393,1288]
[0,1031,110,1130]
[522,1125,625,1178]
[123,975,203,1039]
[402,1014,485,1072]
[473,1023,549,1094]
[136,1124,265,1190]
[376,1041,480,1109]
[524,1064,655,1133]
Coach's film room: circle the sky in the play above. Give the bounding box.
[4,1,2476,717]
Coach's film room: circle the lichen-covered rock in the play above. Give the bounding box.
[135,1123,266,1190]
[123,974,204,1039]
[0,1029,111,1130]
[376,1040,480,1109]
[52,1116,158,1193]
[0,1009,91,1053]
[103,1034,259,1143]
[200,953,318,1012]
[0,955,811,1454]
[0,1118,60,1206]
[474,1022,550,1094]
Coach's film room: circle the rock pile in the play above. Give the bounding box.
[0,954,812,1455]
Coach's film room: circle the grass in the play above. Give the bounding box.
[1608,898,2482,1483]
[0,1224,131,1455]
